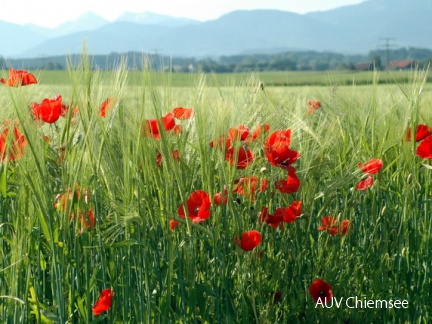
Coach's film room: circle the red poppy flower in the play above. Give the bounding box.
[275,166,301,194]
[339,219,351,235]
[213,187,229,205]
[0,125,27,163]
[0,68,37,87]
[74,208,96,233]
[245,123,270,144]
[259,207,283,228]
[233,176,267,201]
[307,100,321,114]
[209,134,232,150]
[356,176,374,190]
[142,112,177,139]
[100,98,117,117]
[405,124,432,142]
[31,95,62,124]
[54,185,90,212]
[225,147,254,169]
[173,107,193,120]
[60,103,79,118]
[177,190,211,223]
[264,129,300,169]
[318,216,339,235]
[156,150,180,167]
[228,124,250,141]
[92,288,113,316]
[169,219,180,230]
[273,200,302,223]
[161,112,176,130]
[416,135,432,159]
[173,124,182,135]
[309,279,333,304]
[358,158,383,174]
[235,230,262,251]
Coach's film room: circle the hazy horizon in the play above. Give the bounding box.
[1,0,366,28]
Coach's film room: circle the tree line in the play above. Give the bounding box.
[1,47,432,72]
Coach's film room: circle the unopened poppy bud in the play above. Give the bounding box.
[381,205,386,216]
[260,167,267,173]
[299,212,310,219]
[258,82,264,90]
[407,173,412,184]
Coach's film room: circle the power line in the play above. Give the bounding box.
[378,37,398,65]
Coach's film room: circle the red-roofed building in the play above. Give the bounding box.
[355,62,373,71]
[387,59,416,70]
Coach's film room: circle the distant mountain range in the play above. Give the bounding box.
[1,0,431,59]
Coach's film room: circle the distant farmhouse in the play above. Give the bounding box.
[354,62,374,71]
[355,59,417,71]
[387,59,416,70]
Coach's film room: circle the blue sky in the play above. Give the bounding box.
[1,0,366,28]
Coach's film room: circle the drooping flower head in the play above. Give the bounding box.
[309,279,333,304]
[31,95,62,124]
[177,190,211,223]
